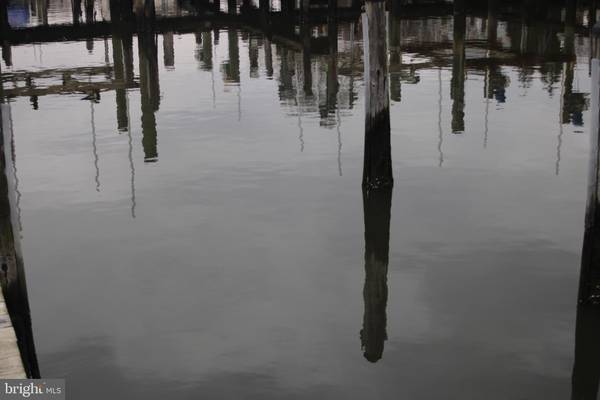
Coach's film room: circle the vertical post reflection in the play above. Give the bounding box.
[223,29,240,83]
[138,27,160,162]
[112,30,134,133]
[360,186,392,363]
[451,0,466,134]
[163,32,175,70]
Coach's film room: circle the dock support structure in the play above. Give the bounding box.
[362,0,392,189]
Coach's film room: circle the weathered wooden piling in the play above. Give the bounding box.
[362,0,393,188]
[85,0,95,53]
[84,0,95,23]
[0,0,11,68]
[0,0,8,35]
[281,0,295,14]
[302,0,310,19]
[0,0,11,66]
[0,105,39,379]
[134,0,156,29]
[137,29,160,162]
[451,0,466,134]
[228,0,237,14]
[71,0,82,25]
[487,0,498,44]
[360,186,392,363]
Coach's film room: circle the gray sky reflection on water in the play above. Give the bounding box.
[0,1,593,398]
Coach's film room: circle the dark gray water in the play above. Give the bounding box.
[0,0,595,398]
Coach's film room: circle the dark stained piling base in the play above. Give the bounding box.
[363,110,393,189]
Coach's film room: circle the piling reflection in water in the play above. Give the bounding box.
[451,0,466,134]
[138,26,160,163]
[360,186,391,363]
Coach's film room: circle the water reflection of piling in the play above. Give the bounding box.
[249,36,259,78]
[163,32,175,70]
[112,30,134,132]
[138,28,160,162]
[301,20,313,97]
[323,16,339,122]
[0,105,40,379]
[451,0,466,134]
[223,29,240,83]
[264,38,273,78]
[388,13,401,102]
[360,186,392,363]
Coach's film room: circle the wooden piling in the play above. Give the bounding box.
[487,0,498,44]
[228,0,237,15]
[362,0,393,189]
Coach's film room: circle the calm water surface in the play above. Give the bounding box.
[0,1,594,398]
